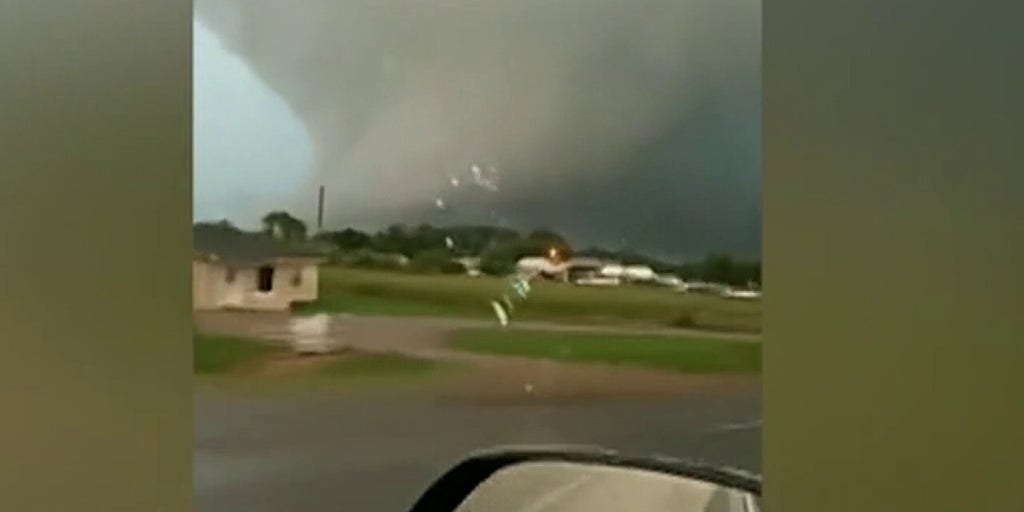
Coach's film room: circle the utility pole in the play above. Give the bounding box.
[316,185,325,233]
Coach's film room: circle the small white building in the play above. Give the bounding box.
[622,265,657,282]
[655,274,683,287]
[599,263,625,278]
[516,256,564,278]
[192,225,326,312]
[564,257,618,285]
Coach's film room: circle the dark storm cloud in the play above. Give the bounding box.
[195,0,761,260]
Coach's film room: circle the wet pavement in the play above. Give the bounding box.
[194,386,760,512]
[194,312,761,511]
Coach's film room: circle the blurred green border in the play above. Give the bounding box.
[764,1,1022,510]
[0,1,192,510]
[2,1,1022,511]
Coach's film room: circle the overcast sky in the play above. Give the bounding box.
[193,1,761,261]
[193,19,314,226]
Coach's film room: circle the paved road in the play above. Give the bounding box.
[195,386,760,512]
[194,312,761,511]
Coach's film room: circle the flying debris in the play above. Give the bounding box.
[490,300,509,327]
[487,273,535,326]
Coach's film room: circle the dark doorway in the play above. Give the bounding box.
[257,266,275,292]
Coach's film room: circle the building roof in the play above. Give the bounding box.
[566,257,604,268]
[193,225,326,268]
[516,256,551,266]
[624,264,655,271]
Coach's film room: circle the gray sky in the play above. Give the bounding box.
[193,19,314,227]
[193,1,761,261]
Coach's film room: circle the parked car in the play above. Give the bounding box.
[655,274,683,287]
[722,289,763,301]
[574,276,622,287]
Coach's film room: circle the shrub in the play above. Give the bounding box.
[439,260,468,275]
[670,310,699,329]
[408,249,455,273]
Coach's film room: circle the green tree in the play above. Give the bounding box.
[734,260,762,287]
[523,228,573,259]
[194,219,241,233]
[261,211,308,241]
[698,253,761,286]
[479,252,517,276]
[447,225,520,255]
[314,228,372,251]
[701,253,735,284]
[676,263,699,280]
[409,224,446,255]
[409,248,462,274]
[475,235,525,276]
[369,224,406,254]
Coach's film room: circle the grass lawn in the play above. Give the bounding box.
[298,266,762,333]
[194,331,453,392]
[449,328,761,374]
[194,332,281,375]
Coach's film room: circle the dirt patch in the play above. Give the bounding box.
[436,354,759,405]
[232,351,350,378]
[255,355,327,377]
[194,311,295,346]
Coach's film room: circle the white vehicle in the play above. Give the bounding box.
[622,265,657,282]
[678,281,713,293]
[410,446,761,512]
[655,274,682,287]
[722,289,763,301]
[516,256,564,276]
[599,263,624,278]
[574,276,622,287]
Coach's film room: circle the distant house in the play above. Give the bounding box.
[516,256,563,278]
[192,225,326,311]
[513,256,628,285]
[565,257,604,270]
[564,257,607,283]
[655,274,683,287]
[599,263,625,278]
[622,265,657,282]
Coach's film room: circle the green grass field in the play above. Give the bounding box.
[299,266,762,333]
[194,332,451,391]
[194,332,280,375]
[450,328,761,374]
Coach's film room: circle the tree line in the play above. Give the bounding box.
[196,211,761,286]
